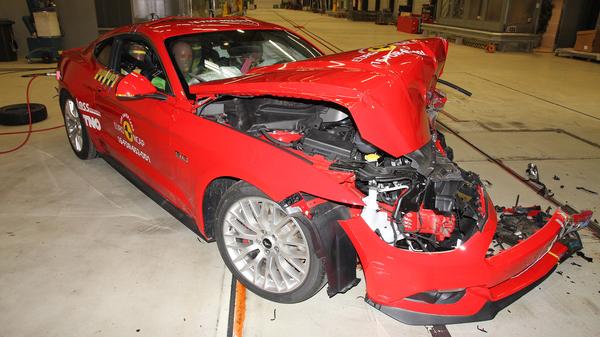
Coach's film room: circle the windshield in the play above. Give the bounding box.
[165,29,322,86]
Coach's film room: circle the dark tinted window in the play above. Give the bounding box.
[94,39,113,67]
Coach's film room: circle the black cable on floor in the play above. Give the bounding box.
[464,72,600,122]
[226,276,237,337]
[438,120,600,237]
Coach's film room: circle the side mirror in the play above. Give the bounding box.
[115,72,166,101]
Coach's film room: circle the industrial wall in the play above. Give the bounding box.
[55,0,99,50]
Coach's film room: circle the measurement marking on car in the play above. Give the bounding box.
[175,151,188,163]
[94,69,119,87]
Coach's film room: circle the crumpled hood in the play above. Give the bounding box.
[190,38,448,157]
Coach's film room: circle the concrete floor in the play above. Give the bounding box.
[1,5,600,337]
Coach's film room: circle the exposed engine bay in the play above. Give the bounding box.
[199,96,490,252]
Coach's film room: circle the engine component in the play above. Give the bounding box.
[300,128,355,160]
[402,208,456,241]
[353,132,377,153]
[201,95,486,252]
[361,187,398,243]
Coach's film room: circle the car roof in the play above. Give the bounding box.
[106,16,286,41]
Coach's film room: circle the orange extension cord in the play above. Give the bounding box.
[234,281,247,337]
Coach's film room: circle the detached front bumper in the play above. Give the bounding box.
[338,197,581,325]
[365,244,564,325]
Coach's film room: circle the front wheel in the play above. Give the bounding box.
[214,182,325,303]
[61,96,97,160]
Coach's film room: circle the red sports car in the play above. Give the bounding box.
[56,16,591,324]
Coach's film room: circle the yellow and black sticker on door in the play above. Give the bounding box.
[94,69,119,87]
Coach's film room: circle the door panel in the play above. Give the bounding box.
[94,36,193,214]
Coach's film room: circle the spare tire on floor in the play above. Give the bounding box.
[0,104,48,126]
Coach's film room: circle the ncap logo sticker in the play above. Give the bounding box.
[115,113,144,147]
[113,113,150,163]
[122,118,134,142]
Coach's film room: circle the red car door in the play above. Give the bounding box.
[68,38,114,141]
[94,36,192,214]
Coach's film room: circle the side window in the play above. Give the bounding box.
[94,39,113,67]
[116,39,170,94]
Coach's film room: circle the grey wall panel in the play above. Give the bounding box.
[95,0,132,28]
[55,0,99,50]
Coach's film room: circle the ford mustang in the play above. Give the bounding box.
[56,16,591,324]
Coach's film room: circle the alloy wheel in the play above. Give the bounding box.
[222,197,311,293]
[64,99,83,152]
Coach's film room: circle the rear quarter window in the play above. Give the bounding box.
[94,39,113,67]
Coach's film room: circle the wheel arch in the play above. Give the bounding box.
[58,88,70,112]
[198,175,361,297]
[201,176,239,240]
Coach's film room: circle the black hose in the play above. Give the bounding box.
[437,79,473,97]
[392,187,411,222]
[260,129,295,148]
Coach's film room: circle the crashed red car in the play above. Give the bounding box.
[56,16,591,324]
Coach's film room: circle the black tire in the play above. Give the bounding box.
[0,103,47,126]
[60,95,97,160]
[214,181,326,303]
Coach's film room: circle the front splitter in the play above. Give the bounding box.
[365,265,557,325]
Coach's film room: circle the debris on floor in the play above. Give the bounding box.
[525,163,554,197]
[553,175,560,181]
[576,251,594,263]
[526,163,540,182]
[476,325,488,333]
[426,325,451,337]
[571,262,582,267]
[576,187,598,195]
[270,308,277,321]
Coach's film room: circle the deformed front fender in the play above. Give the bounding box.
[293,201,360,297]
[178,115,364,235]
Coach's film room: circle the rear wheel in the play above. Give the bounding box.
[61,96,97,160]
[214,182,325,303]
